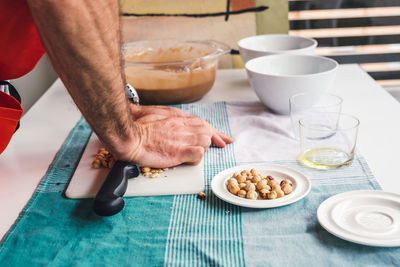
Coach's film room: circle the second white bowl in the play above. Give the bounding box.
[245,54,339,115]
[238,34,318,64]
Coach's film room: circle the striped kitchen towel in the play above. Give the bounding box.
[0,101,398,266]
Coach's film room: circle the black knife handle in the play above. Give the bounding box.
[93,161,140,216]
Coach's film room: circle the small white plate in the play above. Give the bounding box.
[317,190,400,247]
[211,163,311,208]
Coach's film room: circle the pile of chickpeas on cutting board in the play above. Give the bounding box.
[92,148,167,178]
[226,169,293,200]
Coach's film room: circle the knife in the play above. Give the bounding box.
[93,84,140,216]
[93,161,140,216]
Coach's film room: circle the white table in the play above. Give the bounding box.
[1,65,400,241]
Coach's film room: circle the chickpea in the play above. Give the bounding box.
[281,184,293,195]
[251,175,262,183]
[246,191,258,200]
[239,183,247,189]
[244,183,256,192]
[143,172,151,177]
[267,191,278,199]
[151,173,160,178]
[142,167,151,173]
[250,169,259,176]
[259,188,270,199]
[268,179,280,188]
[271,184,281,191]
[98,150,108,156]
[92,159,101,169]
[236,175,246,183]
[256,180,268,190]
[237,190,247,198]
[245,180,252,186]
[274,189,285,198]
[228,184,240,195]
[280,179,293,187]
[227,178,239,186]
[92,148,116,169]
[197,192,207,200]
[241,170,252,179]
[233,172,240,178]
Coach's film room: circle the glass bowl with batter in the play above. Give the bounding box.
[123,39,230,105]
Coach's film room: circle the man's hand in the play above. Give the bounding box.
[130,105,233,148]
[121,105,233,168]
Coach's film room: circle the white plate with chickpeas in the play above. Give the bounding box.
[211,164,311,208]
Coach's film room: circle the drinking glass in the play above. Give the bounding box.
[299,113,359,169]
[290,93,343,139]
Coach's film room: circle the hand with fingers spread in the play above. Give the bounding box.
[124,105,233,168]
[130,104,233,149]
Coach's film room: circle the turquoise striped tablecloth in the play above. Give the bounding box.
[0,102,399,266]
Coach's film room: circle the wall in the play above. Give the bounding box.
[10,54,58,115]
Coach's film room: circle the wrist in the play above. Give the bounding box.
[111,84,142,160]
[110,120,142,163]
[129,103,142,120]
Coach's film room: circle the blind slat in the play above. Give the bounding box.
[290,7,400,20]
[290,25,400,38]
[290,0,400,11]
[376,79,400,86]
[315,44,400,56]
[316,35,400,47]
[326,52,400,64]
[291,16,400,30]
[360,62,400,72]
[368,70,400,80]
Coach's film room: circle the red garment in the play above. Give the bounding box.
[0,91,23,154]
[0,0,45,80]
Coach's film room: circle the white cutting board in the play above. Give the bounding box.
[65,133,204,198]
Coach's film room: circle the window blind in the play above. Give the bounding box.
[289,0,400,88]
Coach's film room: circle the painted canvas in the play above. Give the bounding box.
[120,0,289,67]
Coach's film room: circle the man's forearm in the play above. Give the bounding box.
[26,0,137,157]
[26,0,233,168]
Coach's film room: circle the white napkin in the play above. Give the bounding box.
[226,101,299,163]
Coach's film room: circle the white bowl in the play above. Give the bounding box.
[245,54,339,115]
[238,34,317,64]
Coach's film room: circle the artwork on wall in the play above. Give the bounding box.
[120,0,288,67]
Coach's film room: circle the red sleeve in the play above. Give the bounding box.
[0,0,46,80]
